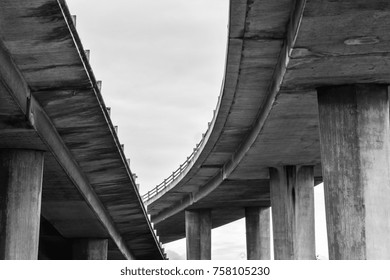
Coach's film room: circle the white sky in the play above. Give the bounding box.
[65,0,328,260]
[66,0,228,192]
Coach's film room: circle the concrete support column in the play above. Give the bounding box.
[317,84,390,259]
[270,166,315,260]
[72,239,108,260]
[245,207,270,260]
[185,209,211,260]
[0,149,44,260]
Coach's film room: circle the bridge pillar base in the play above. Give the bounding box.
[72,239,108,260]
[185,209,211,260]
[318,84,390,259]
[269,165,315,260]
[245,207,270,260]
[0,149,44,260]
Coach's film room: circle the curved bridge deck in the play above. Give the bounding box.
[145,0,390,250]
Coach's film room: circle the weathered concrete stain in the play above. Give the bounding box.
[24,2,71,42]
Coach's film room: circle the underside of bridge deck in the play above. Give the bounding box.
[0,0,164,260]
[146,0,390,260]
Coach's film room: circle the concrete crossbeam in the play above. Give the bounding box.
[318,84,390,259]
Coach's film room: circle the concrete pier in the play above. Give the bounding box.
[269,166,315,260]
[318,84,390,259]
[245,207,270,260]
[72,239,109,260]
[185,209,211,260]
[0,150,44,260]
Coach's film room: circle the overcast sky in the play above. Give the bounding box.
[66,0,228,192]
[66,0,328,260]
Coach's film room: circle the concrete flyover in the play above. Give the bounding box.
[144,0,390,260]
[0,0,164,260]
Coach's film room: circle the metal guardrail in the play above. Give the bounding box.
[142,93,222,203]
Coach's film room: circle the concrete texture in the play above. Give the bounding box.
[72,239,108,260]
[245,207,271,260]
[318,84,390,259]
[270,166,315,260]
[185,209,212,260]
[0,149,44,260]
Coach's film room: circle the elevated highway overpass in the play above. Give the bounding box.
[144,0,390,260]
[0,0,164,260]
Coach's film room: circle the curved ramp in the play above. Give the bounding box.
[145,0,390,243]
